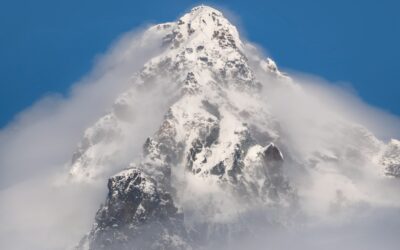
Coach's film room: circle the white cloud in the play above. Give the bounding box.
[0,25,170,249]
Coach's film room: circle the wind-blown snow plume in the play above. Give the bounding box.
[1,5,400,250]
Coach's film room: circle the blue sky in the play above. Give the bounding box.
[1,0,399,127]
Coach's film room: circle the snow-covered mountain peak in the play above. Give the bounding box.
[69,6,400,250]
[136,5,269,94]
[177,5,242,49]
[69,6,281,183]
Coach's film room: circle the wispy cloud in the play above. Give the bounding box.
[0,25,170,249]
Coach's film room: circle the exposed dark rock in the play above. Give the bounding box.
[205,125,220,147]
[210,161,226,176]
[77,169,189,250]
[187,139,203,172]
[199,56,208,62]
[187,23,195,35]
[264,143,283,162]
[386,164,400,177]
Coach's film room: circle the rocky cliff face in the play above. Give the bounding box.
[77,169,188,250]
[381,139,400,177]
[72,5,399,250]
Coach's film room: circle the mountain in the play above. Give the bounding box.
[70,5,400,250]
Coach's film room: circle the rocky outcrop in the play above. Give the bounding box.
[77,169,189,250]
[381,139,400,177]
